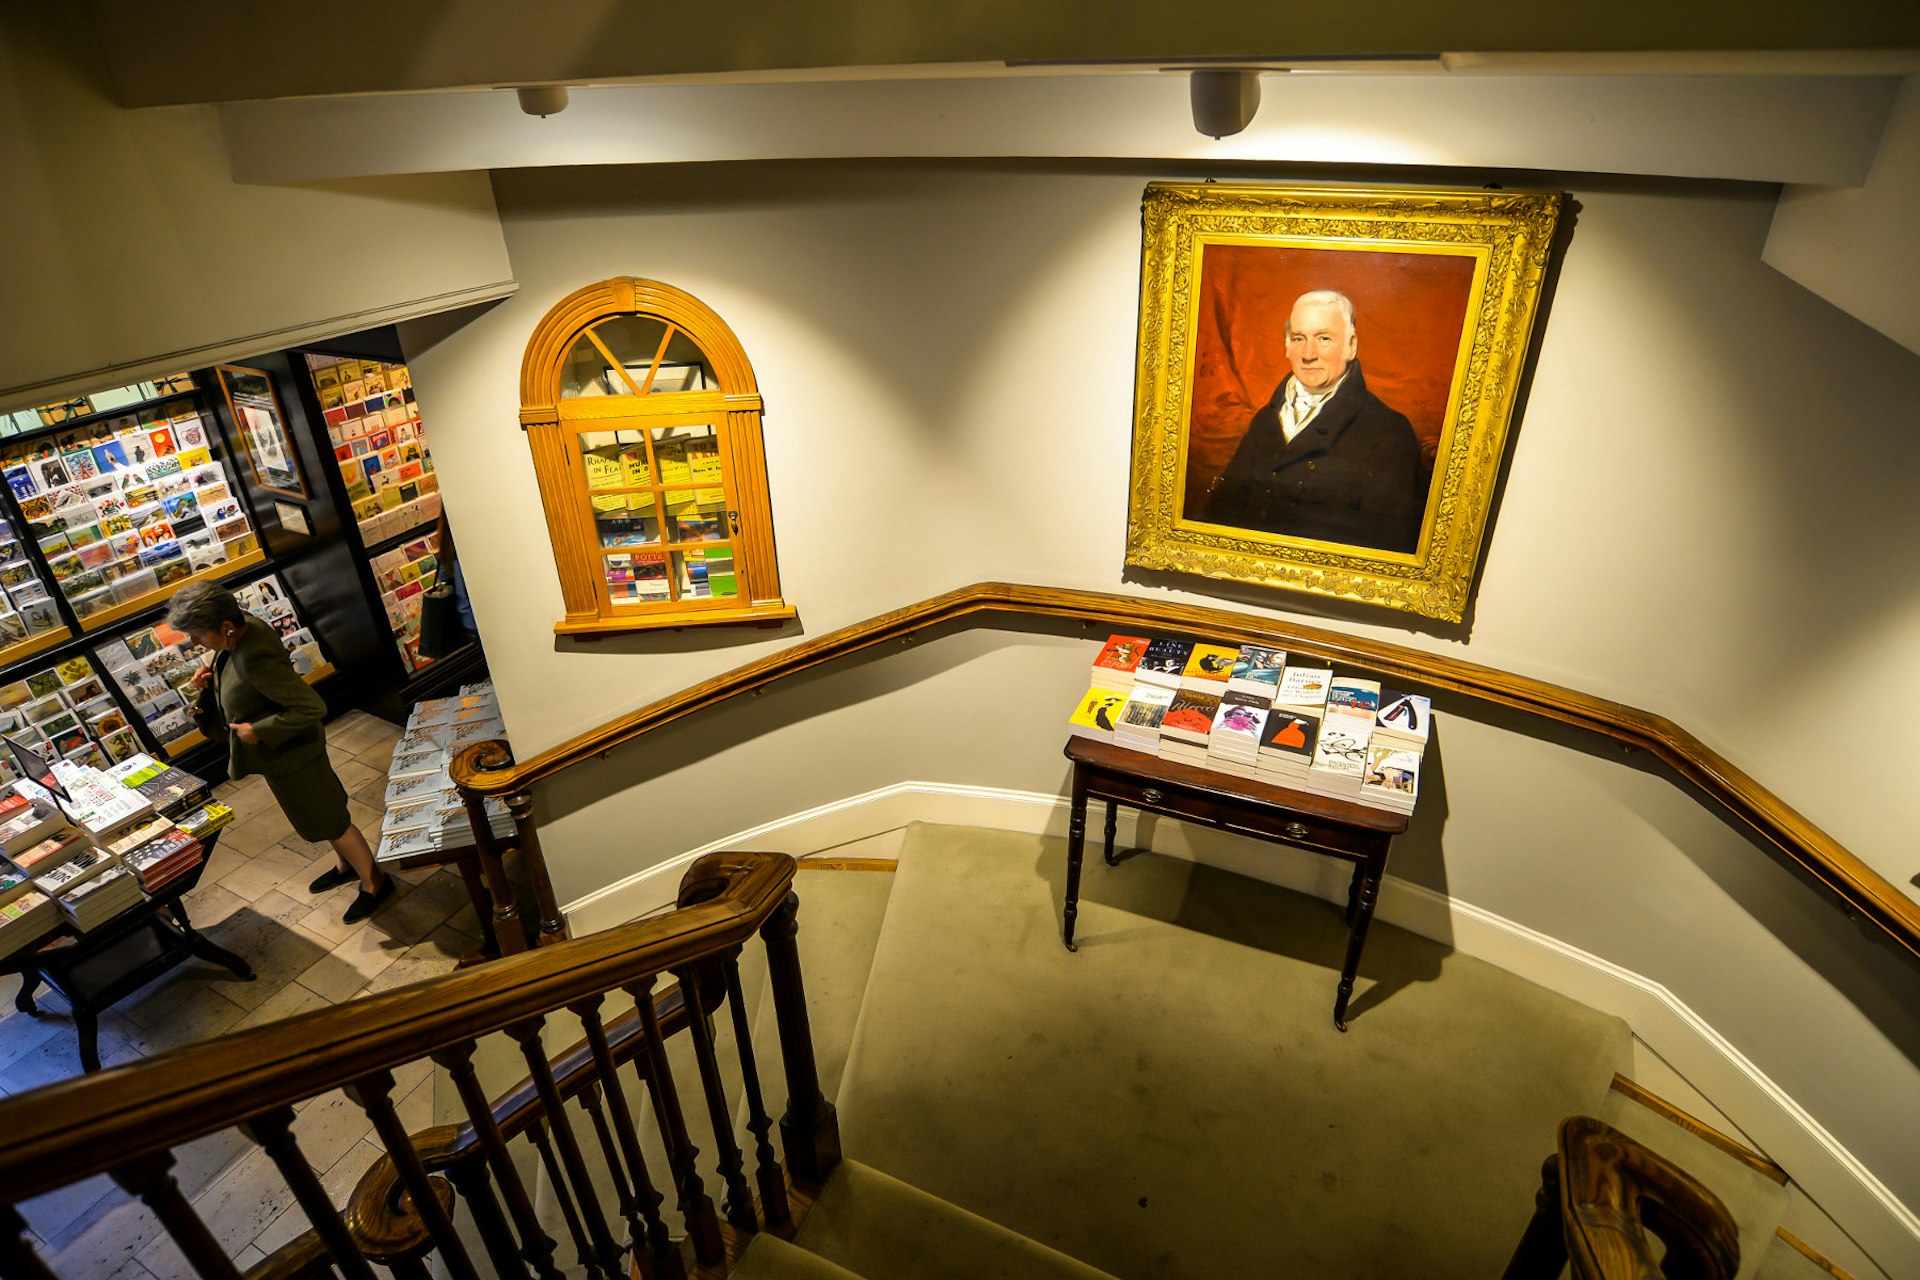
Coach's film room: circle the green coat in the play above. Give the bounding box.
[189,614,328,779]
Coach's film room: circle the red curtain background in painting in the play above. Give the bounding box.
[1183,243,1478,515]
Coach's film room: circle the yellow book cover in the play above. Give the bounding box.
[582,451,624,492]
[1067,684,1129,737]
[620,449,652,487]
[1181,643,1238,686]
[655,438,693,485]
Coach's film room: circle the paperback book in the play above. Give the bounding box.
[1090,635,1149,688]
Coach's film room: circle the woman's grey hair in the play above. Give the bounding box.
[166,582,246,634]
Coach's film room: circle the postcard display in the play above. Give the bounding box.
[1,392,261,626]
[303,355,446,673]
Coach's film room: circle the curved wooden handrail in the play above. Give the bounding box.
[0,851,794,1200]
[451,582,1920,962]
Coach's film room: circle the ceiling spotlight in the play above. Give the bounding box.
[1189,69,1261,138]
[515,86,570,118]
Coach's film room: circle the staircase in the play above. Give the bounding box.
[0,826,1874,1280]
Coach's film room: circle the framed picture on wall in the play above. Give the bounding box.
[1124,182,1564,623]
[217,364,309,500]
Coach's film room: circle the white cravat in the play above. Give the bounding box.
[1278,373,1347,444]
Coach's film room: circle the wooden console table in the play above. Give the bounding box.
[1,835,253,1072]
[1062,737,1409,1031]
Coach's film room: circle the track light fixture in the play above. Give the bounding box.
[1189,69,1262,138]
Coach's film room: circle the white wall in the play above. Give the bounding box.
[398,160,1920,1250]
[0,8,515,412]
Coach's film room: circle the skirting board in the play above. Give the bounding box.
[560,781,1919,1276]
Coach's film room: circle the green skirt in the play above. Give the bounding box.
[263,757,353,843]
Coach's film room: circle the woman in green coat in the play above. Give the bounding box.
[170,582,392,922]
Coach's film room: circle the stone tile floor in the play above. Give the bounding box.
[0,709,484,1280]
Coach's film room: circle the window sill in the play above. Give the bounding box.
[553,600,797,637]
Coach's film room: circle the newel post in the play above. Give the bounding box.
[454,741,530,954]
[759,891,841,1185]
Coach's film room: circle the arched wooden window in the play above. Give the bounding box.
[520,279,792,634]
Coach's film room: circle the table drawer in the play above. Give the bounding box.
[1087,769,1380,861]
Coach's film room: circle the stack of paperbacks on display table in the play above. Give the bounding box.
[377,690,514,863]
[104,814,205,893]
[1359,691,1431,815]
[1205,644,1286,779]
[1302,676,1381,801]
[106,754,212,819]
[49,758,154,841]
[1256,660,1330,787]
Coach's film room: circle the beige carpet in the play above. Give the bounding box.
[834,824,1631,1280]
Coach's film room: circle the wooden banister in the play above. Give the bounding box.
[0,851,794,1201]
[449,581,1920,962]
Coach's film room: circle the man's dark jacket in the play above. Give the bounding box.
[1203,362,1424,553]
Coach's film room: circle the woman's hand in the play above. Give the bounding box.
[233,722,261,746]
[187,663,214,694]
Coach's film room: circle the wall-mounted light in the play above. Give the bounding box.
[514,86,570,118]
[1189,69,1262,138]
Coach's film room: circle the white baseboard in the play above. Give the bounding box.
[560,782,1919,1275]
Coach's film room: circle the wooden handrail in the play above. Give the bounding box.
[0,851,794,1200]
[450,582,1920,963]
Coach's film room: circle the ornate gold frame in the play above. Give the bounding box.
[1125,182,1563,622]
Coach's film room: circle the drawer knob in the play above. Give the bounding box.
[1284,822,1311,841]
[1140,787,1164,804]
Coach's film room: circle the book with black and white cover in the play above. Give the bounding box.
[0,801,67,856]
[1272,665,1333,711]
[1325,676,1382,719]
[1359,744,1422,813]
[1111,684,1175,754]
[1178,643,1238,694]
[60,865,143,930]
[1207,692,1271,767]
[1305,711,1374,798]
[1066,684,1130,744]
[1226,646,1286,700]
[1089,635,1150,689]
[1134,638,1194,691]
[33,845,114,896]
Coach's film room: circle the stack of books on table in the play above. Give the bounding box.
[1359,691,1431,815]
[47,759,153,840]
[1257,662,1332,788]
[0,886,57,957]
[0,796,69,858]
[173,801,235,842]
[59,865,143,930]
[1066,685,1130,745]
[375,691,514,864]
[106,816,204,893]
[1157,689,1220,768]
[1112,683,1175,754]
[1089,634,1149,690]
[106,755,212,819]
[31,843,116,898]
[1202,644,1288,778]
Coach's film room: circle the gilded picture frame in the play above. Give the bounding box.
[1124,181,1564,623]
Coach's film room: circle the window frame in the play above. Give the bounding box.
[520,278,793,635]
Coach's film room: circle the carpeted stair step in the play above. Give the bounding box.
[732,1232,867,1280]
[1598,1079,1790,1280]
[1754,1231,1857,1280]
[791,1158,1121,1280]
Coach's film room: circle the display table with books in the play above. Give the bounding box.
[0,755,248,1071]
[1066,633,1435,1032]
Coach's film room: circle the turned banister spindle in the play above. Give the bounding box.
[627,975,724,1267]
[673,959,757,1234]
[508,1017,623,1280]
[110,1152,246,1280]
[572,994,683,1280]
[525,1120,594,1277]
[759,891,841,1185]
[456,742,530,954]
[239,1106,379,1280]
[505,792,567,945]
[433,1041,564,1280]
[722,948,790,1230]
[344,1072,481,1280]
[0,1205,62,1280]
[441,1155,530,1280]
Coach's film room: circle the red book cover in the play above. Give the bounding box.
[1091,635,1150,678]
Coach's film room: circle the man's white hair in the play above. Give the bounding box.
[1288,289,1356,335]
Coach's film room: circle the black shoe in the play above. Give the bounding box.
[343,876,395,923]
[309,865,356,894]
